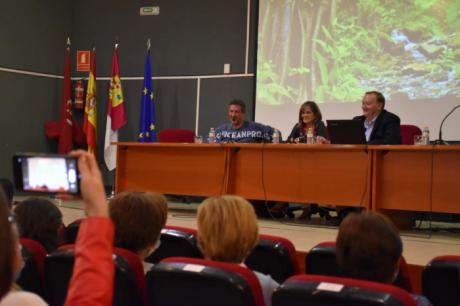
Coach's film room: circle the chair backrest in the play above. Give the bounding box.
[305,241,339,276]
[245,234,300,283]
[400,125,422,145]
[272,275,417,306]
[158,128,195,143]
[64,219,83,244]
[44,244,147,306]
[44,245,75,306]
[146,257,265,306]
[422,255,460,306]
[305,242,413,292]
[17,238,47,299]
[145,225,202,264]
[113,247,148,306]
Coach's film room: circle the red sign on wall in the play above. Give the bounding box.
[76,51,90,72]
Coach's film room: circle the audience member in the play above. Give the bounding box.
[0,178,14,209]
[336,211,432,306]
[14,198,63,253]
[109,192,168,273]
[287,101,328,144]
[215,99,278,143]
[354,91,401,144]
[1,151,115,306]
[197,195,279,306]
[0,189,48,305]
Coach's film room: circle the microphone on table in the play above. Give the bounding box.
[434,104,460,145]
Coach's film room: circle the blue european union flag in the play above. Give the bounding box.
[138,49,156,142]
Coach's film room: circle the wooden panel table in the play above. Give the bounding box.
[115,142,228,196]
[115,143,372,208]
[227,144,372,208]
[371,145,460,213]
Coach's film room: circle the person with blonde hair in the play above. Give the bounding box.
[109,192,168,273]
[197,195,278,306]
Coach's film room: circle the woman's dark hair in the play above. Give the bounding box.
[14,198,63,252]
[0,189,14,299]
[298,101,322,127]
[336,211,402,283]
[110,192,168,254]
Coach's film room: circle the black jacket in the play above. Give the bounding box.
[287,120,327,143]
[353,110,401,145]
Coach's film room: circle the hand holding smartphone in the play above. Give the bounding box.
[13,153,80,194]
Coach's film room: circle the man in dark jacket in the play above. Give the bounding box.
[354,91,401,144]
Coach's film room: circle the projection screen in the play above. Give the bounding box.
[255,0,460,141]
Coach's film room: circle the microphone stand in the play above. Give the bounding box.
[434,104,460,145]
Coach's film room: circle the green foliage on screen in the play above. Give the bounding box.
[256,0,460,105]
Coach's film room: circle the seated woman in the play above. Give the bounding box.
[1,150,115,306]
[14,198,63,253]
[284,101,332,219]
[287,101,328,144]
[336,211,433,306]
[109,192,168,273]
[197,195,279,306]
[0,191,48,306]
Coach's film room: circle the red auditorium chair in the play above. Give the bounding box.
[400,124,422,145]
[158,128,195,143]
[146,257,265,306]
[45,244,147,306]
[17,238,47,299]
[305,241,413,292]
[272,275,417,306]
[64,218,83,244]
[245,234,301,283]
[422,255,460,306]
[145,225,202,264]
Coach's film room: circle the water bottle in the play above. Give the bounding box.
[422,126,430,145]
[272,129,280,144]
[306,128,315,144]
[208,127,216,143]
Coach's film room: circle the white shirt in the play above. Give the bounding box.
[364,115,379,142]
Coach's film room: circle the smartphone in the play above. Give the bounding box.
[13,153,80,194]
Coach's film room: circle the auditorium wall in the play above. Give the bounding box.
[0,0,258,185]
[0,0,72,183]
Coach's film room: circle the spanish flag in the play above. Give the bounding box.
[104,45,127,170]
[83,48,97,155]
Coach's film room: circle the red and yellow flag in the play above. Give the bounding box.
[104,46,127,170]
[83,49,97,155]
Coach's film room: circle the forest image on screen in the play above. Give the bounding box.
[256,0,460,106]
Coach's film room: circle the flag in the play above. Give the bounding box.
[83,48,97,155]
[138,48,156,142]
[57,41,73,154]
[104,46,127,171]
